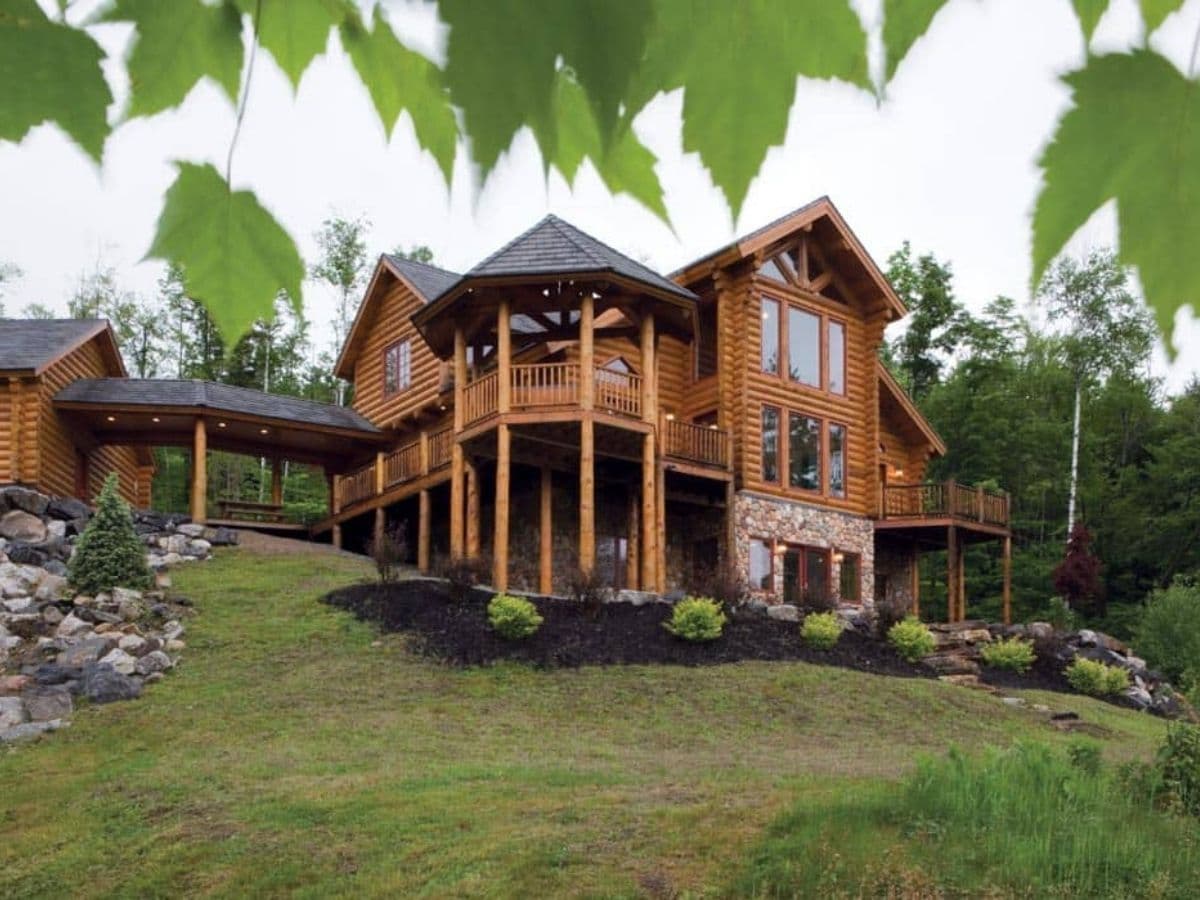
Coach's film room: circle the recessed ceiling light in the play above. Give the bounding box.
[218,422,227,428]
[151,416,160,423]
[259,428,269,435]
[105,415,116,422]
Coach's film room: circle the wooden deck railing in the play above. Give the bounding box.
[511,362,580,409]
[383,441,421,487]
[662,417,731,469]
[462,371,499,426]
[338,463,376,508]
[881,481,1009,527]
[427,427,453,470]
[595,368,641,418]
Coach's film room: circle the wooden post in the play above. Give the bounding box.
[372,451,386,548]
[957,541,967,622]
[493,424,511,590]
[1002,535,1012,626]
[656,460,667,592]
[451,325,466,558]
[540,466,553,595]
[626,485,639,590]
[190,416,207,524]
[270,458,283,506]
[640,311,656,424]
[579,418,595,573]
[724,479,737,571]
[946,525,958,623]
[466,458,480,558]
[580,293,594,411]
[418,489,431,573]
[497,299,511,413]
[910,539,921,618]
[327,468,342,550]
[419,430,430,475]
[641,432,657,591]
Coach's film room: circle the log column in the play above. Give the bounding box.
[190,417,207,525]
[270,458,283,507]
[418,489,431,573]
[957,543,967,622]
[639,310,657,591]
[450,325,467,558]
[539,466,553,595]
[466,459,480,558]
[910,539,921,618]
[327,468,342,549]
[373,451,385,548]
[493,301,512,589]
[1001,535,1012,626]
[946,525,958,623]
[625,486,639,590]
[579,293,595,574]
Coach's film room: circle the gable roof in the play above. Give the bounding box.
[333,254,462,380]
[55,379,383,435]
[877,361,946,457]
[0,319,126,376]
[433,215,697,303]
[671,196,906,318]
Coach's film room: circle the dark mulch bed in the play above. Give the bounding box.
[323,580,933,675]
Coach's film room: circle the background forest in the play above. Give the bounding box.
[4,229,1194,640]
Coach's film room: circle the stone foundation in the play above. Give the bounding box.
[733,491,874,606]
[873,542,916,611]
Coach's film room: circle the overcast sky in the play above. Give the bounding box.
[1,0,1197,389]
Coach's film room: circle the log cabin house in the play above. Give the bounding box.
[0,197,1011,621]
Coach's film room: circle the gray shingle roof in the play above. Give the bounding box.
[0,319,109,373]
[383,255,461,302]
[55,379,381,434]
[436,215,696,301]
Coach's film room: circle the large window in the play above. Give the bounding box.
[828,320,845,395]
[788,413,820,491]
[384,340,411,394]
[828,423,847,498]
[788,307,820,387]
[761,405,780,483]
[749,539,773,591]
[760,298,780,375]
[781,545,832,606]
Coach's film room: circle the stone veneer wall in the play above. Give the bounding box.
[873,541,916,611]
[734,491,875,606]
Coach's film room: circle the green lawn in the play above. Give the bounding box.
[0,548,1172,898]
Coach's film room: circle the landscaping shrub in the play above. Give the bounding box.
[980,637,1036,673]
[664,596,726,642]
[368,522,408,584]
[887,616,935,662]
[1053,522,1104,617]
[800,612,841,650]
[1157,722,1200,818]
[68,473,151,594]
[1065,657,1130,696]
[1135,576,1200,693]
[487,594,543,640]
[872,596,908,639]
[437,555,490,603]
[567,566,608,620]
[1044,595,1078,632]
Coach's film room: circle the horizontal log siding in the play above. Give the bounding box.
[351,276,443,429]
[37,339,141,505]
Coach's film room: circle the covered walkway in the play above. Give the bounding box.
[54,379,388,527]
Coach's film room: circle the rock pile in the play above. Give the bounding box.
[0,485,235,743]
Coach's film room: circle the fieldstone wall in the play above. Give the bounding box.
[874,542,916,610]
[733,491,875,606]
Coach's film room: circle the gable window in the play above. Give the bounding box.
[828,423,847,497]
[761,405,780,483]
[384,340,411,394]
[788,412,820,491]
[787,307,820,387]
[828,320,846,395]
[760,298,780,375]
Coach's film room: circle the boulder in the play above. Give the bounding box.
[34,574,70,602]
[0,720,65,743]
[177,523,206,538]
[206,527,238,546]
[1,674,31,694]
[165,639,186,653]
[0,696,28,729]
[134,650,172,676]
[921,652,981,676]
[2,596,35,614]
[118,634,147,655]
[184,539,212,558]
[22,685,72,721]
[57,637,111,668]
[41,605,64,626]
[2,487,49,517]
[161,620,185,642]
[42,559,68,577]
[0,510,47,543]
[1027,622,1055,640]
[766,604,800,623]
[6,544,48,567]
[55,613,91,639]
[100,647,137,676]
[614,589,657,607]
[46,496,91,521]
[1126,686,1153,710]
[81,663,141,704]
[32,664,78,686]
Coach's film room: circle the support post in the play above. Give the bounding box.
[190,416,207,524]
[540,466,553,595]
[580,293,594,411]
[656,460,667,593]
[580,418,595,573]
[626,485,639,590]
[957,541,967,622]
[466,458,480,558]
[641,432,657,591]
[418,489,431,573]
[497,298,511,414]
[451,325,466,558]
[724,479,737,572]
[493,424,511,591]
[640,311,656,424]
[1002,535,1012,625]
[372,451,386,548]
[946,525,958,623]
[271,457,283,507]
[910,539,921,618]
[327,468,342,550]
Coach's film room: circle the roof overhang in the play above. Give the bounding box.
[0,321,127,378]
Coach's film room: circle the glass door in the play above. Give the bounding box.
[782,548,802,606]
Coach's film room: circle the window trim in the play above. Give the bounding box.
[759,296,781,376]
[383,339,411,396]
[787,410,822,495]
[786,304,822,389]
[761,404,781,484]
[761,403,850,501]
[758,286,850,398]
[826,316,847,396]
[780,543,834,606]
[828,419,848,498]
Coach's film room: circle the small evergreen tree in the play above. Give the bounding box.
[1053,522,1104,616]
[68,473,152,594]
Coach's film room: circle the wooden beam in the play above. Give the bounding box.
[494,423,511,590]
[539,466,553,595]
[957,541,966,622]
[418,489,431,573]
[270,458,283,507]
[626,485,639,590]
[640,310,656,424]
[656,460,667,593]
[466,457,480,558]
[451,325,466,558]
[579,418,595,573]
[190,416,207,524]
[580,292,594,411]
[946,525,958,623]
[641,432,657,590]
[497,298,512,414]
[724,479,737,570]
[1002,535,1012,626]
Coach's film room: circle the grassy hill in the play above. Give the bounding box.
[0,547,1177,897]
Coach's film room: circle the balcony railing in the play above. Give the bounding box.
[427,427,453,470]
[383,441,421,487]
[462,362,644,426]
[881,481,1009,527]
[511,362,580,409]
[462,371,499,426]
[662,417,731,469]
[338,464,376,508]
